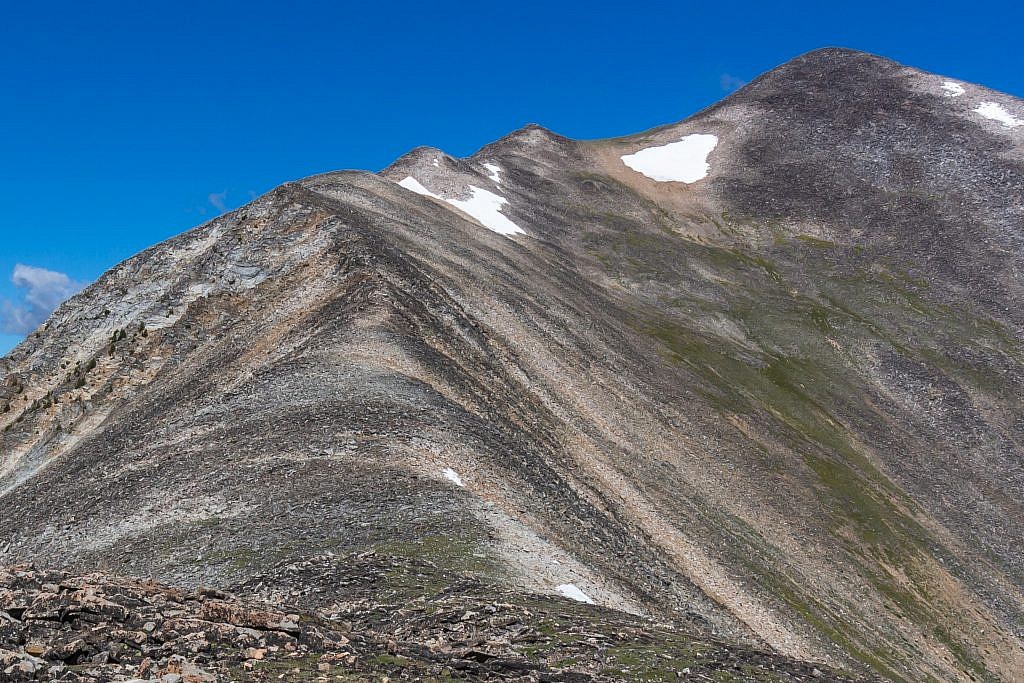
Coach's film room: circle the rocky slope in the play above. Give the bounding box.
[1,48,1022,681]
[0,559,860,682]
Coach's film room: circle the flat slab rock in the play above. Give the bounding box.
[0,556,867,682]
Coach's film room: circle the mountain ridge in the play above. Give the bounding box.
[2,48,1023,682]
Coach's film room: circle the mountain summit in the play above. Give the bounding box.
[2,49,1023,681]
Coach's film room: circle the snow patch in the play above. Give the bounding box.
[556,583,594,604]
[449,186,524,236]
[483,163,502,183]
[974,102,1023,128]
[941,81,965,97]
[399,176,439,198]
[472,503,643,614]
[398,176,525,236]
[621,133,718,183]
[442,467,465,487]
[432,158,440,167]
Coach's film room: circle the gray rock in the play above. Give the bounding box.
[1,48,1022,682]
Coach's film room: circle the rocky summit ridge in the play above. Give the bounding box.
[1,48,1023,682]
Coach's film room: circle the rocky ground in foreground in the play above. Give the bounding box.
[0,555,865,682]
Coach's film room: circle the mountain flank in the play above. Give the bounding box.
[2,48,1023,682]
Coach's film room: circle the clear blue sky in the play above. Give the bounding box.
[2,0,1022,354]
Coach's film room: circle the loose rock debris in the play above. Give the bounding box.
[1,555,866,681]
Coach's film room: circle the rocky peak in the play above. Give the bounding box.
[2,49,1023,682]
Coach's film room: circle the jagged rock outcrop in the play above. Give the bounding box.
[1,48,1022,681]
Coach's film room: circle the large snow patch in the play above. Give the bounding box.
[621,133,718,183]
[399,176,525,236]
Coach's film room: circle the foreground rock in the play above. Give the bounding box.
[0,556,865,682]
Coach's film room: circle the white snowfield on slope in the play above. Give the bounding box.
[941,81,965,97]
[399,176,525,236]
[620,133,718,183]
[974,102,1023,128]
[441,467,465,487]
[556,583,595,604]
[483,163,502,183]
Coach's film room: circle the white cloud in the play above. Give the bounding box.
[0,264,83,335]
[0,300,39,336]
[208,191,228,213]
[720,73,747,92]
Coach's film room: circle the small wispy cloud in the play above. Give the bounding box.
[0,264,83,335]
[720,73,748,92]
[208,191,228,213]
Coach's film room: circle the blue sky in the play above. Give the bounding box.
[2,0,1022,355]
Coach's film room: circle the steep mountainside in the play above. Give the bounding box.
[1,48,1022,682]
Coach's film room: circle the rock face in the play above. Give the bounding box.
[0,48,1022,681]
